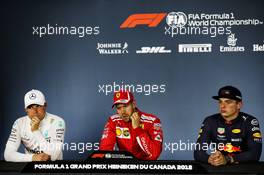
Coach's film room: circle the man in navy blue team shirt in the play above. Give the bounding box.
[194,86,262,166]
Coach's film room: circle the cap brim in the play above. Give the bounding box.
[112,101,131,108]
[25,102,45,108]
[212,95,242,101]
[212,96,219,100]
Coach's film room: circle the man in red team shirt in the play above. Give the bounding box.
[99,90,163,160]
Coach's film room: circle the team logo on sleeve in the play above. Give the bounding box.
[154,123,161,130]
[252,132,262,143]
[253,132,262,138]
[155,134,162,142]
[251,119,259,126]
[217,127,225,134]
[252,127,260,131]
[254,138,262,142]
[141,115,156,122]
[242,115,248,121]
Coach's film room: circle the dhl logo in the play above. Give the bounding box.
[223,143,241,153]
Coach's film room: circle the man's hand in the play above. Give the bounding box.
[130,112,141,129]
[30,116,41,132]
[32,153,51,161]
[208,154,215,165]
[208,151,227,166]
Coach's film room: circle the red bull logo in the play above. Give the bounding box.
[223,143,241,153]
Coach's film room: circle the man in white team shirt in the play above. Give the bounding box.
[4,89,65,162]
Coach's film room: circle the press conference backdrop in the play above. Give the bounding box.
[2,0,264,160]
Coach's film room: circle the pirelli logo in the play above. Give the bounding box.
[178,44,212,53]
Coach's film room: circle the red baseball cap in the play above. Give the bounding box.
[112,91,134,108]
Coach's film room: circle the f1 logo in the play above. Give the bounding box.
[91,153,105,158]
[120,13,167,28]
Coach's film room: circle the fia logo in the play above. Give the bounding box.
[166,12,187,28]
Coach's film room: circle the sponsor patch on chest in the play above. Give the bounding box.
[116,127,131,139]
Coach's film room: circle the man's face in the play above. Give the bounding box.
[218,98,242,119]
[115,102,135,122]
[25,104,46,120]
